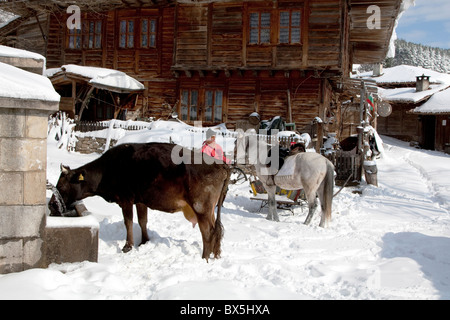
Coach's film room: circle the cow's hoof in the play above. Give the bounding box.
[122,244,133,253]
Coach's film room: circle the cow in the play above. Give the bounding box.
[48,142,231,261]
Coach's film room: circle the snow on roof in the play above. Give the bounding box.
[0,44,45,61]
[354,65,450,85]
[46,64,144,93]
[379,83,450,104]
[0,61,60,102]
[411,86,450,114]
[354,65,450,104]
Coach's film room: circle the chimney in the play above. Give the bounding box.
[373,63,383,77]
[416,74,430,92]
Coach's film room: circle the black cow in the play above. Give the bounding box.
[49,143,230,261]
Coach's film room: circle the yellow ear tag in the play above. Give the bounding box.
[78,173,84,181]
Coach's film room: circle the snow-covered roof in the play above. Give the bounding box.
[354,65,450,104]
[0,61,60,102]
[46,64,145,93]
[354,65,450,85]
[0,44,45,61]
[378,83,450,104]
[410,87,450,114]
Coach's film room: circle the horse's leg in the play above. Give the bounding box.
[317,188,327,228]
[136,203,149,246]
[120,201,134,253]
[266,186,279,222]
[303,187,317,225]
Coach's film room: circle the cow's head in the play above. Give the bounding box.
[48,164,87,216]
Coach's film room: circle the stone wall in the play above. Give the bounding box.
[0,101,58,273]
[74,136,117,154]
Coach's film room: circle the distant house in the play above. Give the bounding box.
[410,87,450,153]
[354,65,450,153]
[0,0,403,143]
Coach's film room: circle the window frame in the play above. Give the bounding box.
[278,9,302,45]
[249,11,272,45]
[180,89,199,122]
[204,89,224,123]
[66,19,103,50]
[119,19,135,49]
[84,20,103,49]
[140,18,157,49]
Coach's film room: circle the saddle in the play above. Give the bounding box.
[274,153,302,190]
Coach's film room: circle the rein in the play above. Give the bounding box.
[332,173,353,198]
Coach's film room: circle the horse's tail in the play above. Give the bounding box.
[321,160,335,225]
[212,165,231,258]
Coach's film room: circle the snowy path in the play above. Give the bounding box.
[1,136,450,300]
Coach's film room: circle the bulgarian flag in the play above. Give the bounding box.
[367,94,375,111]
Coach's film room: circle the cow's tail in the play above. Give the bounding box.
[212,166,231,258]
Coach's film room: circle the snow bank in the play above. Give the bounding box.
[2,119,450,300]
[0,62,60,102]
[0,45,45,61]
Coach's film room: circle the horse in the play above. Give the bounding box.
[241,134,335,227]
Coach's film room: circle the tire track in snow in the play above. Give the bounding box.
[401,151,449,214]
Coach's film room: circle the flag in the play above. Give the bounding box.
[367,94,375,111]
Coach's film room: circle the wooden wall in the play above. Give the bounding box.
[41,0,347,131]
[377,104,420,141]
[173,0,346,71]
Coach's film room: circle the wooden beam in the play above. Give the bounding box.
[302,0,310,68]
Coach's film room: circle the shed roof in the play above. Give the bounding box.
[46,64,145,94]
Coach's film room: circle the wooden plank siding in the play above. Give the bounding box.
[37,1,353,132]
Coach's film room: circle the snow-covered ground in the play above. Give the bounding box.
[1,130,450,300]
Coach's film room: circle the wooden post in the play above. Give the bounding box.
[287,88,292,124]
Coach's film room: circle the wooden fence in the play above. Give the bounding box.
[326,150,361,183]
[74,121,151,132]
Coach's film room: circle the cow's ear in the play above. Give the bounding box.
[60,164,71,175]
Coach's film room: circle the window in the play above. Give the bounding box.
[205,90,223,122]
[249,12,271,44]
[68,28,82,49]
[141,19,157,48]
[67,20,102,49]
[85,20,102,49]
[279,10,301,44]
[119,19,135,48]
[181,89,199,121]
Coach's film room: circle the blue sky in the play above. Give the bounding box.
[395,0,450,49]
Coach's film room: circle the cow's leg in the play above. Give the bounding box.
[120,202,134,253]
[197,212,215,261]
[136,203,149,246]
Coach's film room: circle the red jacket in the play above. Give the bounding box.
[202,142,231,164]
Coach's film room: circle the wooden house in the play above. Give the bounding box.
[0,0,402,136]
[355,65,450,152]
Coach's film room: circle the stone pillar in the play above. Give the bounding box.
[0,96,59,273]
